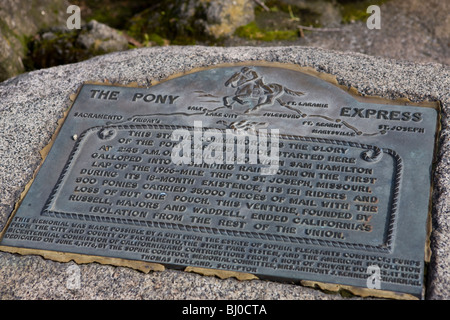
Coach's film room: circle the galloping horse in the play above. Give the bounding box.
[223,67,305,113]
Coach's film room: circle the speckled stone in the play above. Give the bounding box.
[0,46,448,300]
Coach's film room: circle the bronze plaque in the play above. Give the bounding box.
[0,64,439,299]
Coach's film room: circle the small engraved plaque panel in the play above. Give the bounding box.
[0,65,438,298]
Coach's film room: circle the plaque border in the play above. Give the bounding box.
[0,62,440,300]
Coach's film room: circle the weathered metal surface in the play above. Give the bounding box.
[0,65,439,298]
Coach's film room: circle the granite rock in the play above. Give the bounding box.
[0,46,448,299]
[76,20,129,53]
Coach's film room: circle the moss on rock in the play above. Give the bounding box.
[335,0,389,24]
[235,21,299,42]
[25,20,128,71]
[0,0,70,81]
[233,0,323,42]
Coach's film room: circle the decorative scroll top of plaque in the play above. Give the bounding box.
[0,64,439,299]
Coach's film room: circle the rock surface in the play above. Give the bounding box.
[76,20,128,53]
[0,46,449,300]
[300,0,450,66]
[1,0,449,82]
[27,20,129,71]
[0,0,70,81]
[225,0,450,66]
[199,0,255,38]
[126,0,255,42]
